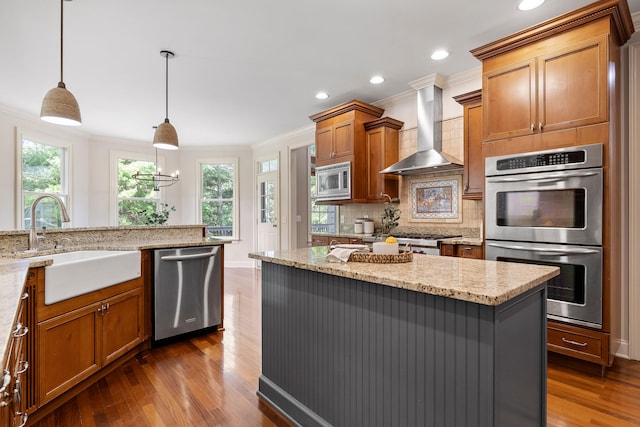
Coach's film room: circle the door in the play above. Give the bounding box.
[483,58,536,141]
[538,35,608,133]
[102,288,143,365]
[257,170,279,253]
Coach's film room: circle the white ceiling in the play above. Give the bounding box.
[1,0,639,148]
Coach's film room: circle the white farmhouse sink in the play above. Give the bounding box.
[28,250,141,304]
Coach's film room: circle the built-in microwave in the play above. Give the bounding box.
[316,161,351,201]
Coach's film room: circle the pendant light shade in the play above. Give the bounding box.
[153,118,179,150]
[41,0,81,126]
[153,50,179,150]
[41,82,82,126]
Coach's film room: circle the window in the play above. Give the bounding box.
[114,152,161,225]
[199,159,238,239]
[18,135,70,229]
[309,145,338,234]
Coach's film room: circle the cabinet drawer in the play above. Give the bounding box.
[311,236,330,247]
[456,245,483,259]
[440,244,455,257]
[547,327,604,360]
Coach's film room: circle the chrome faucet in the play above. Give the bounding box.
[28,194,71,250]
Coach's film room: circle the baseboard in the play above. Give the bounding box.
[616,339,630,359]
[224,260,255,268]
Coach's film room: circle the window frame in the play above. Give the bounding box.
[15,128,73,230]
[110,150,165,226]
[197,157,239,240]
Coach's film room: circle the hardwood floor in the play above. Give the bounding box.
[31,267,640,427]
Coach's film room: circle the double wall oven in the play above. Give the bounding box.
[485,144,603,329]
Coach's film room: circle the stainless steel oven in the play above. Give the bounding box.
[485,143,604,329]
[485,143,603,245]
[315,161,351,201]
[486,240,602,328]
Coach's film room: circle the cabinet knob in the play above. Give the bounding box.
[539,122,544,130]
[531,123,535,131]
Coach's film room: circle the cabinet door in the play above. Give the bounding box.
[101,288,143,366]
[483,59,536,142]
[315,127,334,164]
[464,101,484,199]
[332,120,354,160]
[37,304,100,404]
[365,126,385,201]
[538,35,608,133]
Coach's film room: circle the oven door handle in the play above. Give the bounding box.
[487,242,600,255]
[486,171,600,183]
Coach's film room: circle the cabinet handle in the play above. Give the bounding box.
[12,323,28,338]
[98,305,104,315]
[561,337,588,347]
[531,123,535,131]
[21,292,28,301]
[15,411,28,427]
[0,370,10,394]
[16,361,29,375]
[539,122,544,130]
[106,303,110,314]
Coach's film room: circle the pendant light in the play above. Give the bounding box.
[132,148,180,191]
[153,50,179,150]
[40,0,81,126]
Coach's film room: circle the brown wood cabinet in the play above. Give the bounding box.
[472,0,634,368]
[364,118,403,202]
[36,277,143,405]
[1,272,34,427]
[310,100,404,203]
[311,235,364,246]
[454,90,483,200]
[440,243,484,259]
[480,33,608,143]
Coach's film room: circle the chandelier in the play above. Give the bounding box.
[132,148,179,191]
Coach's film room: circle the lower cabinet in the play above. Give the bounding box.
[36,282,143,405]
[440,243,484,259]
[547,320,611,367]
[311,234,364,247]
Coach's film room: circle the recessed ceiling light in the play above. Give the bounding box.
[370,76,384,85]
[518,0,545,11]
[431,50,449,60]
[315,92,329,100]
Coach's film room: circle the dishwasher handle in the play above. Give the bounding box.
[161,251,217,262]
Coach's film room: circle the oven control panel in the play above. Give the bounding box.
[485,143,603,176]
[497,150,585,171]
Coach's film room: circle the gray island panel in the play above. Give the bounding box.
[258,262,548,427]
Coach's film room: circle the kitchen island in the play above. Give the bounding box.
[249,247,559,427]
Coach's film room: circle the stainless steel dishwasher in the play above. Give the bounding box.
[153,246,222,341]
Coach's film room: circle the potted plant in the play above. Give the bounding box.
[139,203,176,225]
[379,198,400,235]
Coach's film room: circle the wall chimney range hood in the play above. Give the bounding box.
[380,74,463,175]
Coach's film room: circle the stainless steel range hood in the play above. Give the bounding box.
[380,82,463,175]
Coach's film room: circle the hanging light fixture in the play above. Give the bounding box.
[132,147,179,191]
[40,0,81,126]
[153,50,179,150]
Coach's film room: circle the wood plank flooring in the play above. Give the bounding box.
[31,267,640,427]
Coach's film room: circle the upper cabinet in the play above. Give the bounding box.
[310,100,404,203]
[454,90,483,200]
[481,34,608,142]
[472,0,635,153]
[310,100,384,167]
[364,118,403,202]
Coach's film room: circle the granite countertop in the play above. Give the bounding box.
[0,259,32,370]
[0,237,229,367]
[441,237,484,246]
[249,247,558,306]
